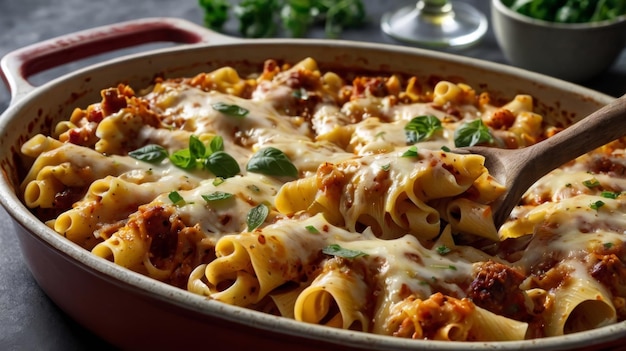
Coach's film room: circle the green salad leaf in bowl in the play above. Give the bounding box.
[502,0,626,23]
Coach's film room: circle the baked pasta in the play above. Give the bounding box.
[20,57,625,341]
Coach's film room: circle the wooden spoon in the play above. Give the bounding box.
[459,95,626,228]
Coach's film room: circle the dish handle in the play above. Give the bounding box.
[0,17,237,106]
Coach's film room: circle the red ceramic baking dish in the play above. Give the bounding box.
[0,17,623,350]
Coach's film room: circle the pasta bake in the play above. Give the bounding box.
[20,57,625,341]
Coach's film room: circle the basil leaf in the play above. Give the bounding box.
[247,147,298,178]
[404,115,443,144]
[170,149,195,169]
[202,191,234,202]
[454,119,494,147]
[402,146,418,157]
[247,203,269,231]
[129,144,168,163]
[212,102,249,118]
[322,244,368,259]
[168,191,185,206]
[189,135,206,160]
[204,151,241,178]
[209,135,224,154]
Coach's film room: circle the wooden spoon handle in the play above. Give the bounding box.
[488,94,626,226]
[512,94,626,187]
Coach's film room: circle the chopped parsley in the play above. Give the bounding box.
[583,178,601,188]
[322,244,368,259]
[436,245,451,255]
[430,264,457,270]
[168,191,186,206]
[202,191,234,202]
[590,200,605,211]
[305,225,320,234]
[601,191,620,199]
[402,146,418,157]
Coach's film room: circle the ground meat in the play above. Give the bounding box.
[590,253,626,320]
[468,260,527,320]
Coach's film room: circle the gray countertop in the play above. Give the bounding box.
[1,1,625,350]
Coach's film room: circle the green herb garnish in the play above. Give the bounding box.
[164,135,240,177]
[247,147,298,178]
[404,115,443,144]
[128,144,169,163]
[430,264,458,270]
[591,200,605,210]
[247,203,269,231]
[202,191,234,202]
[204,151,241,178]
[170,148,195,169]
[168,191,186,206]
[402,145,419,157]
[212,102,249,118]
[454,119,494,147]
[436,245,451,255]
[305,225,320,234]
[583,178,601,188]
[601,191,620,199]
[322,244,368,259]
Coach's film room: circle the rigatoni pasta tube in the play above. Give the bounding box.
[275,148,502,241]
[203,215,350,307]
[544,261,616,336]
[294,258,370,331]
[383,293,528,341]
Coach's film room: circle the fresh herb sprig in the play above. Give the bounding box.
[198,0,367,38]
[129,135,241,178]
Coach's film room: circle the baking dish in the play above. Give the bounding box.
[0,17,623,350]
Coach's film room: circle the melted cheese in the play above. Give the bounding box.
[21,58,626,342]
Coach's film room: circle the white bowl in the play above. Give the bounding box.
[491,0,626,82]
